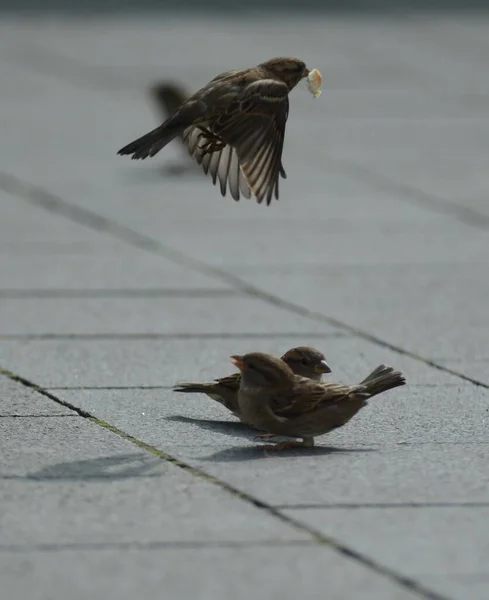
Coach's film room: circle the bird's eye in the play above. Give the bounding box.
[248,362,256,370]
[301,358,308,366]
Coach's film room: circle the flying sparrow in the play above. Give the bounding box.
[231,352,406,450]
[172,346,331,419]
[118,57,314,204]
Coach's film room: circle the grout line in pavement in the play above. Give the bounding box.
[0,413,78,418]
[47,386,175,390]
[329,160,489,230]
[0,331,348,341]
[0,365,451,600]
[0,171,487,390]
[277,502,489,510]
[0,539,314,554]
[0,288,239,299]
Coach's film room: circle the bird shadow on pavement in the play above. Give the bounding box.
[165,414,258,440]
[1,453,164,482]
[201,445,378,463]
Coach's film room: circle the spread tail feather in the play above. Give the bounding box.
[173,382,212,394]
[117,119,185,160]
[360,364,406,397]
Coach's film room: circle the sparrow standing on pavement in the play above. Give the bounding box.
[118,57,312,204]
[231,352,406,450]
[172,346,331,419]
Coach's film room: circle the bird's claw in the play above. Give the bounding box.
[197,131,226,155]
[201,139,226,154]
[254,432,278,442]
[262,441,306,453]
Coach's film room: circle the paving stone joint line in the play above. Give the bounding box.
[0,539,315,554]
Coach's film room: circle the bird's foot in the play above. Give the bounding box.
[201,138,226,154]
[254,432,278,442]
[262,441,307,452]
[197,130,226,155]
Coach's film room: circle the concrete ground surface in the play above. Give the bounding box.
[0,11,488,600]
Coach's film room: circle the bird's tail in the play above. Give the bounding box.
[117,118,186,160]
[359,364,406,397]
[173,382,213,394]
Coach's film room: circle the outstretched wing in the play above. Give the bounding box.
[213,79,289,205]
[182,79,289,204]
[183,126,253,200]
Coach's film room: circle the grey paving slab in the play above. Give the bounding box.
[126,222,489,267]
[282,507,489,575]
[0,417,305,544]
[236,266,489,382]
[0,295,335,336]
[58,381,489,448]
[437,358,489,388]
[58,386,489,507]
[0,373,75,416]
[282,505,489,600]
[0,546,421,600]
[0,334,461,388]
[193,442,489,506]
[341,154,489,217]
[420,576,489,600]
[0,247,229,290]
[0,191,115,245]
[38,165,461,230]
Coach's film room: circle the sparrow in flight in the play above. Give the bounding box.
[118,57,313,205]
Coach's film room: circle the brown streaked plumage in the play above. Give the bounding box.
[118,57,311,204]
[150,79,288,178]
[172,346,331,420]
[231,352,406,450]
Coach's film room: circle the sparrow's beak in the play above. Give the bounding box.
[302,67,310,78]
[314,359,332,374]
[230,355,245,371]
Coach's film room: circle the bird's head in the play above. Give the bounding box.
[281,346,331,380]
[259,57,310,89]
[230,352,295,390]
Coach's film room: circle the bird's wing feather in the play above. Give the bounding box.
[182,79,288,203]
[213,372,241,391]
[211,79,290,205]
[273,380,369,418]
[183,126,252,200]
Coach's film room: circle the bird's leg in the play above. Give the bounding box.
[196,128,226,154]
[201,137,226,154]
[261,440,309,452]
[261,437,315,452]
[255,432,278,441]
